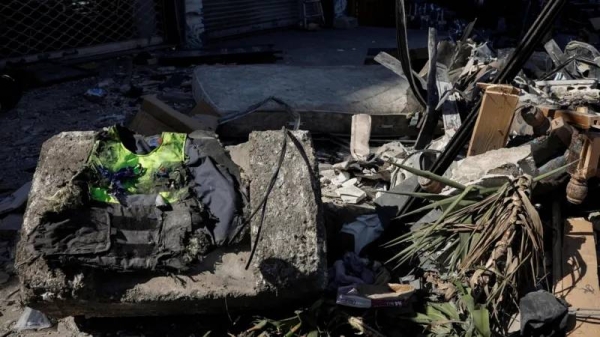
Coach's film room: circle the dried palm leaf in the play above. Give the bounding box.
[386,161,576,333]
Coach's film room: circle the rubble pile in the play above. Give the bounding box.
[3,0,600,336]
[310,1,600,336]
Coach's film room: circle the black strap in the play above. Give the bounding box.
[395,0,427,108]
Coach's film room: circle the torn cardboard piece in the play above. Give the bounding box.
[468,85,520,156]
[337,283,415,308]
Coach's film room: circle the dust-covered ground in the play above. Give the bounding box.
[0,27,425,337]
[0,58,196,337]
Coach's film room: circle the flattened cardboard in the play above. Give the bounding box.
[468,85,520,156]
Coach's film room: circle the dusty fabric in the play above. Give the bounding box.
[520,290,568,337]
[33,200,212,271]
[30,126,245,272]
[327,252,390,291]
[186,130,247,245]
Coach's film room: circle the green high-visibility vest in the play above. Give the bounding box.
[86,126,188,204]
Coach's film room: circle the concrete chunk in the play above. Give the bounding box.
[16,130,327,318]
[248,130,327,291]
[451,145,536,185]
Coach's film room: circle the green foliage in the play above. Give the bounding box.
[402,286,491,337]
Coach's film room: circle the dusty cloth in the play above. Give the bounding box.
[33,201,211,271]
[520,290,568,337]
[340,214,384,255]
[30,126,246,272]
[328,252,390,291]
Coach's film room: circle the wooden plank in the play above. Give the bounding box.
[576,133,600,179]
[0,37,164,69]
[551,200,562,288]
[467,85,520,156]
[540,107,600,130]
[374,52,408,79]
[373,51,428,94]
[555,218,600,337]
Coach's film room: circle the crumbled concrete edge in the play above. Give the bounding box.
[248,130,327,293]
[451,145,536,185]
[17,132,97,306]
[16,130,326,318]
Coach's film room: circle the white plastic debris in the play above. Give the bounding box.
[336,185,366,204]
[340,214,384,254]
[15,307,52,331]
[332,171,352,186]
[341,177,359,188]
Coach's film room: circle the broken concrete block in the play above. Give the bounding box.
[226,142,251,177]
[16,131,327,318]
[319,167,337,185]
[451,145,536,186]
[248,130,327,291]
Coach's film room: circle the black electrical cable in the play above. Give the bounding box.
[540,56,598,80]
[228,128,288,245]
[496,0,566,83]
[396,0,427,108]
[414,28,440,150]
[241,128,288,270]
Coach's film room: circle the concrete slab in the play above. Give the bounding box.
[16,131,326,318]
[193,65,422,137]
[194,65,418,115]
[247,130,327,291]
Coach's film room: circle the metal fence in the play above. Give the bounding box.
[0,0,167,63]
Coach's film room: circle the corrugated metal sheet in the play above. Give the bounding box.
[203,0,299,39]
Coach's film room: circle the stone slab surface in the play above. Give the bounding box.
[450,145,536,185]
[193,65,419,116]
[16,131,326,318]
[247,130,327,291]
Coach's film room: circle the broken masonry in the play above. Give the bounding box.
[16,127,326,317]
